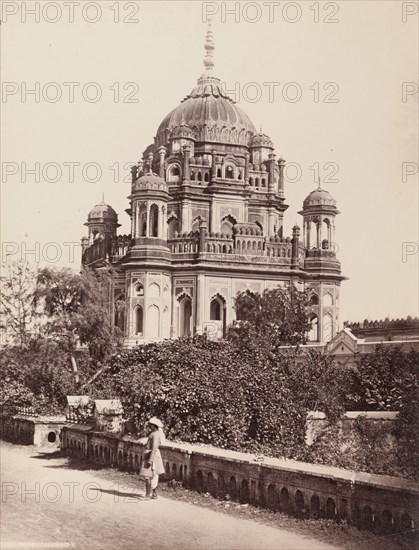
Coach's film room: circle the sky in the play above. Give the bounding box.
[1,0,418,324]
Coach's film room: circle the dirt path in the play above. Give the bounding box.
[0,443,339,550]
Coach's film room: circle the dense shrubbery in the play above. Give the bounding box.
[1,270,418,478]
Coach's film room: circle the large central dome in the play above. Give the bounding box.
[156,75,256,147]
[155,24,256,148]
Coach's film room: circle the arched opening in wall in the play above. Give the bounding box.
[280,487,290,512]
[47,432,56,443]
[267,484,277,510]
[323,313,333,342]
[325,498,336,519]
[149,204,159,237]
[148,305,160,339]
[204,172,209,182]
[135,307,143,335]
[148,282,160,298]
[323,293,333,306]
[229,477,237,500]
[400,513,414,534]
[308,314,318,342]
[362,506,374,531]
[191,218,200,233]
[172,463,177,480]
[139,204,147,237]
[309,293,319,306]
[191,171,196,181]
[207,472,216,495]
[168,218,180,239]
[261,178,266,187]
[240,480,250,503]
[255,221,263,234]
[225,165,234,179]
[217,168,222,178]
[381,510,393,535]
[210,299,222,321]
[114,293,125,333]
[255,178,260,187]
[295,490,305,517]
[322,218,331,248]
[310,495,321,518]
[179,296,192,337]
[167,165,181,183]
[220,214,236,236]
[249,177,254,186]
[134,283,144,297]
[197,171,202,182]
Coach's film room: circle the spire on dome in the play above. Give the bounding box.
[203,19,215,74]
[101,192,105,204]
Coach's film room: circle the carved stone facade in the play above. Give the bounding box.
[81,25,345,346]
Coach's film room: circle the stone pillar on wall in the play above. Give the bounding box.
[195,272,205,334]
[158,146,166,179]
[291,225,300,269]
[278,158,285,197]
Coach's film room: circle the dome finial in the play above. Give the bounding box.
[317,177,322,190]
[101,192,105,204]
[203,19,215,73]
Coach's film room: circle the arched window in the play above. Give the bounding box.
[323,293,333,306]
[249,177,254,186]
[167,218,179,239]
[191,171,196,181]
[148,282,160,298]
[225,166,234,179]
[309,314,318,342]
[261,178,266,186]
[149,204,159,237]
[167,165,181,183]
[148,305,160,338]
[134,283,144,297]
[323,313,333,342]
[204,172,209,182]
[197,171,202,181]
[210,299,221,321]
[217,168,222,178]
[179,296,192,337]
[135,307,143,335]
[139,204,147,236]
[255,177,260,186]
[309,294,319,306]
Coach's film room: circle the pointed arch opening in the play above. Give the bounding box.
[135,306,143,335]
[148,305,160,338]
[178,295,192,337]
[309,314,318,342]
[150,204,159,237]
[168,218,180,239]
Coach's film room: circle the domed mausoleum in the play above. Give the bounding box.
[81,24,345,346]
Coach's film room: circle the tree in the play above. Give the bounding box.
[34,266,122,388]
[228,286,311,349]
[0,260,42,347]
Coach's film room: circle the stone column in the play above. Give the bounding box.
[135,203,140,238]
[278,158,285,197]
[181,200,190,232]
[244,152,250,182]
[306,219,311,248]
[183,145,191,182]
[158,146,166,179]
[211,149,217,182]
[291,225,300,269]
[268,153,276,193]
[195,272,205,334]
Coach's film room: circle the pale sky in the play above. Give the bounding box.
[1,0,418,324]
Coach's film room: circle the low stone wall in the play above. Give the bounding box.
[61,425,419,535]
[0,413,66,447]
